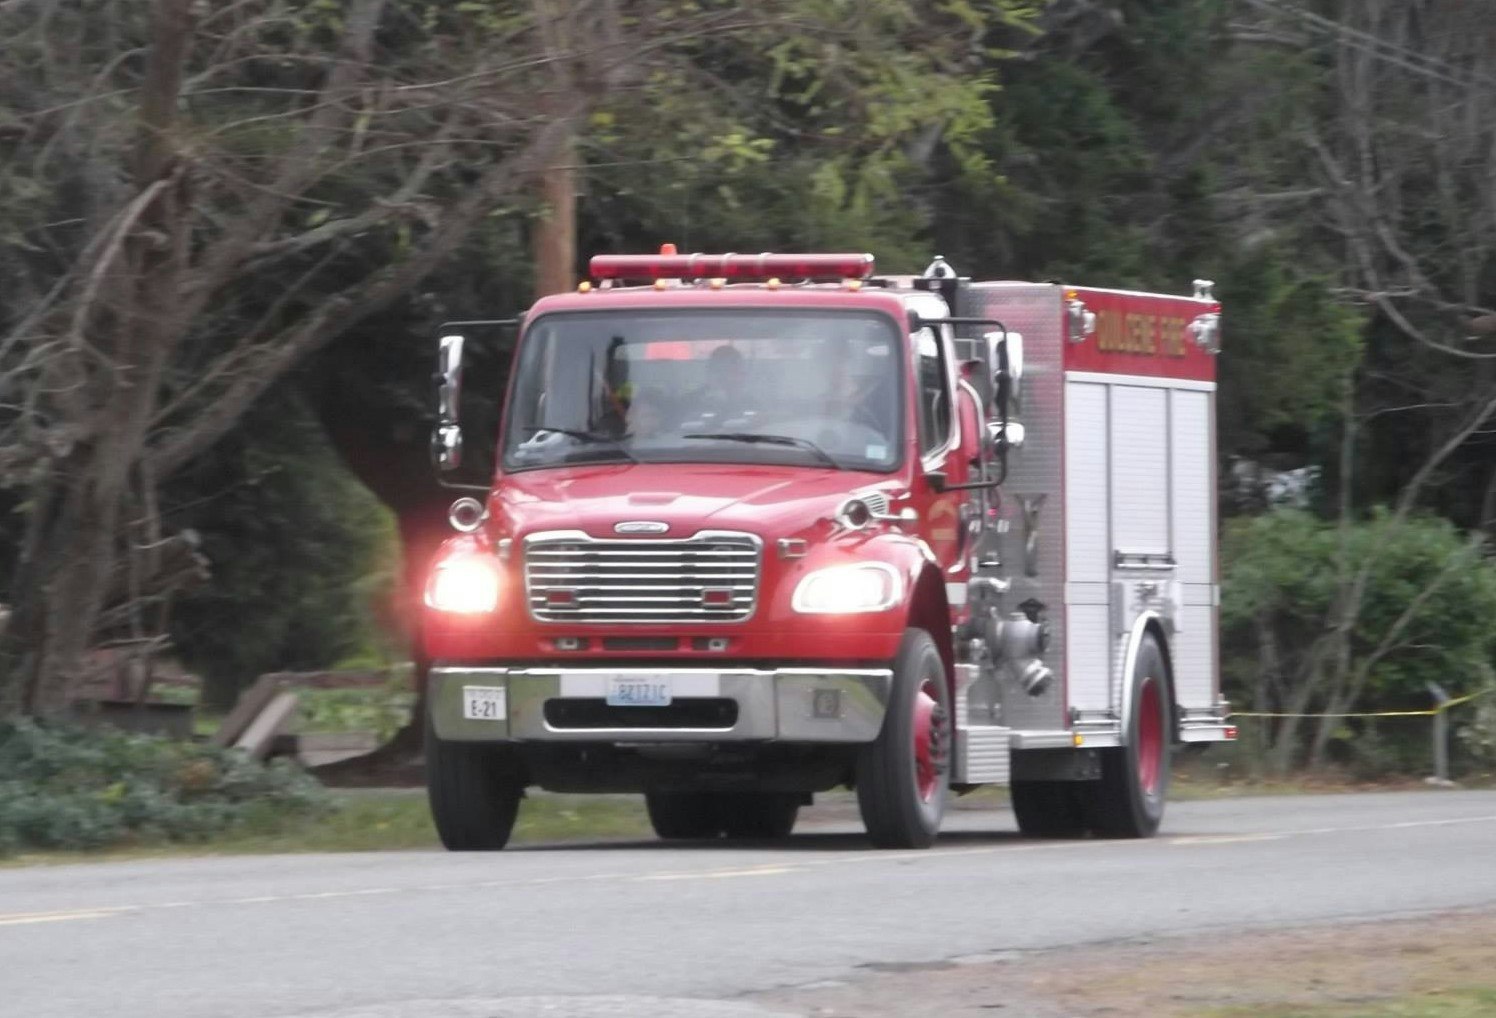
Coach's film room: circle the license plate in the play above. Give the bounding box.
[462,686,507,721]
[606,678,672,707]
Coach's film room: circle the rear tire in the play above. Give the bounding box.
[645,792,724,840]
[856,628,951,849]
[1093,632,1172,838]
[1010,780,1087,838]
[719,793,800,839]
[424,714,523,852]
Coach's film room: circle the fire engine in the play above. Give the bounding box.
[420,248,1236,851]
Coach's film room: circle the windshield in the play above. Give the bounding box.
[501,309,904,472]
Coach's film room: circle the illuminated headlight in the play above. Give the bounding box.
[791,563,902,614]
[425,554,501,614]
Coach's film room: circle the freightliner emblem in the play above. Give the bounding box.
[614,521,669,535]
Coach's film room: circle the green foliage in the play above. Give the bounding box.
[927,0,1371,483]
[1215,251,1364,461]
[0,720,329,855]
[580,0,1033,274]
[165,394,401,709]
[1222,509,1496,709]
[294,672,416,743]
[938,56,1154,280]
[1456,676,1496,770]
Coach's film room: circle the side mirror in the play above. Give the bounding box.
[432,333,465,472]
[985,330,1023,418]
[989,420,1025,452]
[432,424,463,471]
[985,330,1023,385]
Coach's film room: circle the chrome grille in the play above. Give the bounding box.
[525,531,761,623]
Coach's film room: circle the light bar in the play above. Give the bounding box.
[588,252,875,282]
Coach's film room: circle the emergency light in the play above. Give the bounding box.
[588,251,875,282]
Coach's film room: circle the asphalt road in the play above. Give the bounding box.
[3,790,1495,1018]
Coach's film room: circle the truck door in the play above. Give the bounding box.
[910,324,973,577]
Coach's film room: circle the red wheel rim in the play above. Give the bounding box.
[1137,676,1164,796]
[913,678,946,803]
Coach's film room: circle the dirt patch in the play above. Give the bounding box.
[754,909,1496,1017]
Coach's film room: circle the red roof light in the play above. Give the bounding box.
[589,252,874,282]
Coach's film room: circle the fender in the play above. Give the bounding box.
[1118,611,1176,745]
[825,529,951,688]
[877,537,955,691]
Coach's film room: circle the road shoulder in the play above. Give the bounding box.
[753,908,1496,1017]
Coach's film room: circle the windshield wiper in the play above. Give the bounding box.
[684,432,840,469]
[521,426,637,462]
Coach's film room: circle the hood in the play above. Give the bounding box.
[493,462,900,541]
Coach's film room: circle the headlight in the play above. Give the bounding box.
[425,553,501,614]
[791,563,902,614]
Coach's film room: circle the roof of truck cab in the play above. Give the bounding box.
[527,285,916,318]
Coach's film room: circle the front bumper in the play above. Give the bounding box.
[429,666,893,744]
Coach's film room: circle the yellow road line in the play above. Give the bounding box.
[637,865,801,881]
[1168,834,1287,846]
[0,908,128,926]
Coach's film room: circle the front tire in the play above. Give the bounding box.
[719,793,800,839]
[424,714,523,851]
[856,628,951,849]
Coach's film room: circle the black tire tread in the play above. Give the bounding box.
[1010,780,1087,838]
[645,792,724,840]
[856,628,949,849]
[424,713,523,851]
[719,794,800,839]
[1092,634,1172,838]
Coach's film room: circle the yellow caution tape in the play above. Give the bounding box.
[1231,688,1492,720]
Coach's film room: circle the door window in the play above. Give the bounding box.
[914,326,953,457]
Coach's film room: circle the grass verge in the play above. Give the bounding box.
[757,908,1496,1017]
[6,761,1482,868]
[2,791,652,867]
[1201,988,1496,1017]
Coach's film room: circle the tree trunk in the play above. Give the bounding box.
[532,132,576,299]
[1307,688,1348,771]
[1251,613,1280,776]
[1269,649,1331,774]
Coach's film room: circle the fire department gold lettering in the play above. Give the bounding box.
[1127,313,1156,354]
[1092,310,1187,358]
[1095,310,1127,352]
[1159,316,1187,357]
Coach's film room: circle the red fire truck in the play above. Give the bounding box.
[420,249,1236,851]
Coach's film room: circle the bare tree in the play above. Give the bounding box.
[0,0,738,713]
[1234,0,1496,770]
[0,0,1022,717]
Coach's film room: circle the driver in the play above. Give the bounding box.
[626,385,669,439]
[820,336,890,440]
[688,344,751,422]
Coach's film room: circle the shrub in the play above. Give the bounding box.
[294,670,416,743]
[1456,680,1496,772]
[1221,508,1496,772]
[0,719,330,855]
[1223,510,1496,706]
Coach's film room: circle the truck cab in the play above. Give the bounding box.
[420,251,1233,850]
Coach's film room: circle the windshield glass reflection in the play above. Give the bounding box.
[502,309,904,472]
